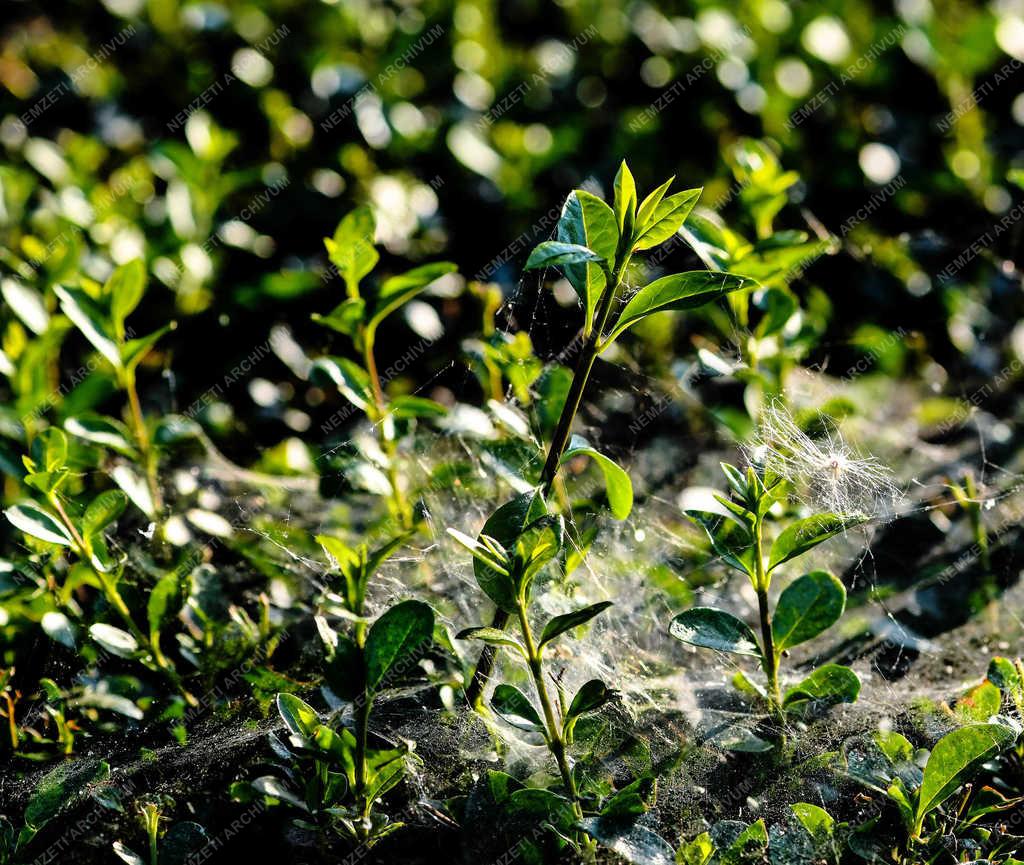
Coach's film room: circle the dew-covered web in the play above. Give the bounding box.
[234,210,1024,824]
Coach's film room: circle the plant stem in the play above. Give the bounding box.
[125,369,162,514]
[466,264,626,708]
[539,266,623,494]
[49,494,198,707]
[362,329,411,530]
[516,603,582,819]
[753,516,783,721]
[354,690,372,831]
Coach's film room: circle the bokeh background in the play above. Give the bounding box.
[2,0,1023,459]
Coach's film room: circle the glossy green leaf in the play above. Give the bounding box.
[524,241,603,271]
[557,190,618,327]
[915,723,1016,826]
[370,262,456,329]
[579,817,675,865]
[82,490,128,538]
[633,187,702,250]
[635,177,674,231]
[147,572,182,637]
[107,259,146,336]
[389,395,448,419]
[110,463,156,518]
[490,684,545,734]
[538,600,612,648]
[772,571,846,653]
[685,510,757,578]
[768,514,848,570]
[566,679,616,723]
[783,664,860,708]
[309,356,373,411]
[2,277,49,334]
[5,503,73,546]
[89,623,139,658]
[560,436,633,519]
[276,693,320,738]
[604,272,751,345]
[121,322,174,371]
[669,607,762,657]
[473,490,547,613]
[455,626,527,657]
[311,297,365,336]
[65,415,137,456]
[364,599,435,694]
[790,802,835,845]
[613,160,637,239]
[325,206,378,296]
[55,285,121,367]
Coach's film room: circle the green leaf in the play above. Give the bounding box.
[768,514,848,570]
[579,818,674,865]
[473,491,548,613]
[790,802,835,844]
[557,190,618,328]
[24,761,110,833]
[370,262,457,329]
[65,415,137,456]
[635,177,674,231]
[107,259,146,337]
[363,599,435,694]
[524,241,603,271]
[5,503,73,546]
[669,607,762,657]
[538,601,612,648]
[276,693,320,738]
[772,571,846,653]
[2,277,49,334]
[82,490,128,538]
[121,322,174,371]
[633,187,702,251]
[309,356,373,411]
[988,656,1020,692]
[40,611,76,649]
[455,626,527,657]
[685,510,757,578]
[490,684,545,735]
[312,297,366,336]
[565,679,616,724]
[55,285,121,368]
[158,821,209,865]
[389,395,448,420]
[604,272,751,345]
[89,623,139,658]
[32,427,67,472]
[110,463,156,518]
[613,160,637,239]
[560,436,633,519]
[915,723,1016,826]
[783,664,860,708]
[325,205,379,296]
[147,572,182,637]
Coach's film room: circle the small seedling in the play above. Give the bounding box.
[4,428,197,706]
[55,258,175,515]
[669,461,859,728]
[253,598,435,847]
[845,722,1017,857]
[462,161,753,704]
[311,206,456,528]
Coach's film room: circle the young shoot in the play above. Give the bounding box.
[670,461,860,730]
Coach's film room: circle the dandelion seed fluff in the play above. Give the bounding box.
[745,402,901,519]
